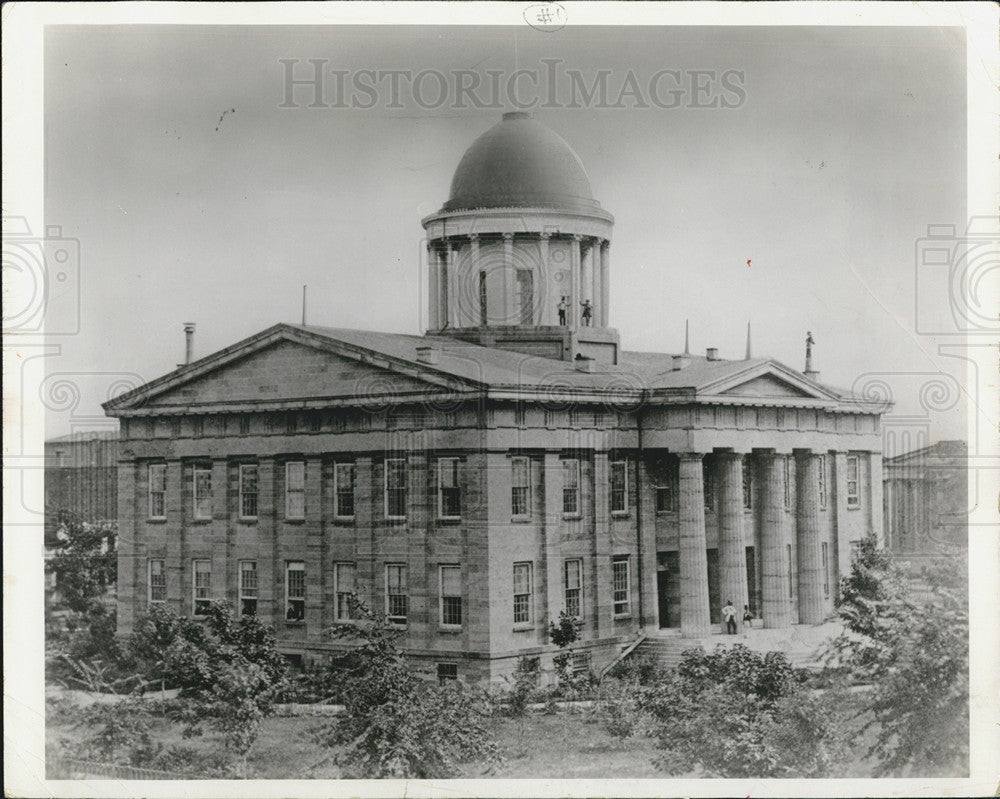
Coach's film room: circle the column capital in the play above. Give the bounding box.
[715,450,745,462]
[502,231,514,240]
[539,231,551,240]
[468,233,479,242]
[572,233,584,242]
[677,452,705,462]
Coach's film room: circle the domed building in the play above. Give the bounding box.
[105,113,887,682]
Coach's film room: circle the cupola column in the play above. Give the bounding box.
[445,240,459,328]
[469,234,480,326]
[570,235,582,332]
[502,232,514,325]
[539,233,552,325]
[600,240,610,327]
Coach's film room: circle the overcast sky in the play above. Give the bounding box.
[43,24,968,445]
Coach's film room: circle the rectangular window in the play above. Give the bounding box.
[193,559,211,616]
[513,562,532,625]
[818,455,828,509]
[610,460,628,514]
[787,544,794,598]
[148,559,166,603]
[385,458,407,519]
[438,457,461,519]
[515,268,533,325]
[437,662,458,684]
[239,415,251,435]
[783,456,791,508]
[742,462,753,509]
[846,455,860,508]
[285,461,305,520]
[239,464,259,519]
[514,403,526,428]
[564,559,583,619]
[285,561,305,621]
[821,542,830,597]
[511,456,530,517]
[334,562,356,622]
[562,459,580,516]
[439,565,462,627]
[334,462,356,519]
[654,460,677,512]
[385,563,408,625]
[148,463,166,519]
[193,466,212,520]
[612,556,630,616]
[703,459,715,511]
[239,560,258,617]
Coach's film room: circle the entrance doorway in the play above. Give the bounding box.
[656,551,680,628]
[707,548,721,624]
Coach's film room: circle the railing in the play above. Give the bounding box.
[47,756,196,781]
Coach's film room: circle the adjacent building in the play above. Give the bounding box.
[103,112,887,681]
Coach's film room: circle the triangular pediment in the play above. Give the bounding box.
[718,373,816,398]
[697,361,839,402]
[105,325,475,412]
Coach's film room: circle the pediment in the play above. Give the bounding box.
[105,326,472,413]
[718,373,817,399]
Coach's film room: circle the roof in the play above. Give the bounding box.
[441,112,603,214]
[103,323,887,415]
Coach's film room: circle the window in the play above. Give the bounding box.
[515,268,533,325]
[513,562,532,625]
[612,556,630,616]
[285,561,305,621]
[385,458,407,519]
[846,455,860,507]
[239,464,259,519]
[239,415,250,435]
[239,560,258,617]
[849,539,861,561]
[821,542,830,597]
[742,461,753,509]
[148,463,166,519]
[610,460,628,514]
[148,559,166,603]
[193,417,204,437]
[438,457,461,519]
[514,403,526,428]
[478,271,488,325]
[818,455,828,509]
[564,559,583,619]
[511,456,530,517]
[439,565,462,627]
[193,559,211,616]
[334,562,356,622]
[783,456,791,508]
[655,460,676,512]
[571,651,592,675]
[285,461,305,519]
[562,459,580,516]
[437,662,458,684]
[193,466,212,520]
[334,462,356,519]
[703,459,715,511]
[386,564,408,625]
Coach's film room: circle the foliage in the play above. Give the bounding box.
[317,596,499,778]
[46,518,117,615]
[643,644,850,777]
[507,656,541,718]
[597,676,654,740]
[78,697,162,766]
[548,610,590,696]
[826,538,969,776]
[128,601,288,774]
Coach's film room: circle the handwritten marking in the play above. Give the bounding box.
[524,3,567,32]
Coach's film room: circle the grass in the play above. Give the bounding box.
[47,699,663,779]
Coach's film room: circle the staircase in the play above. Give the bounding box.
[630,634,694,669]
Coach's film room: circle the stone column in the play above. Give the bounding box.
[759,452,793,628]
[543,452,564,633]
[468,235,480,327]
[869,452,884,546]
[502,232,514,325]
[594,451,612,639]
[589,239,600,321]
[717,452,749,629]
[570,235,581,331]
[637,455,659,632]
[795,451,824,624]
[539,233,552,325]
[427,243,439,329]
[600,240,610,327]
[445,241,459,328]
[678,453,712,636]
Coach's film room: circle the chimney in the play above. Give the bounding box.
[706,347,719,361]
[415,345,441,365]
[672,355,690,371]
[184,322,196,365]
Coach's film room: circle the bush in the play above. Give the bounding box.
[645,644,850,777]
[317,596,499,778]
[597,677,653,740]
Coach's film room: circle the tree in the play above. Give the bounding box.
[46,517,117,615]
[826,536,969,776]
[547,610,584,694]
[129,601,288,775]
[643,644,850,777]
[317,596,498,778]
